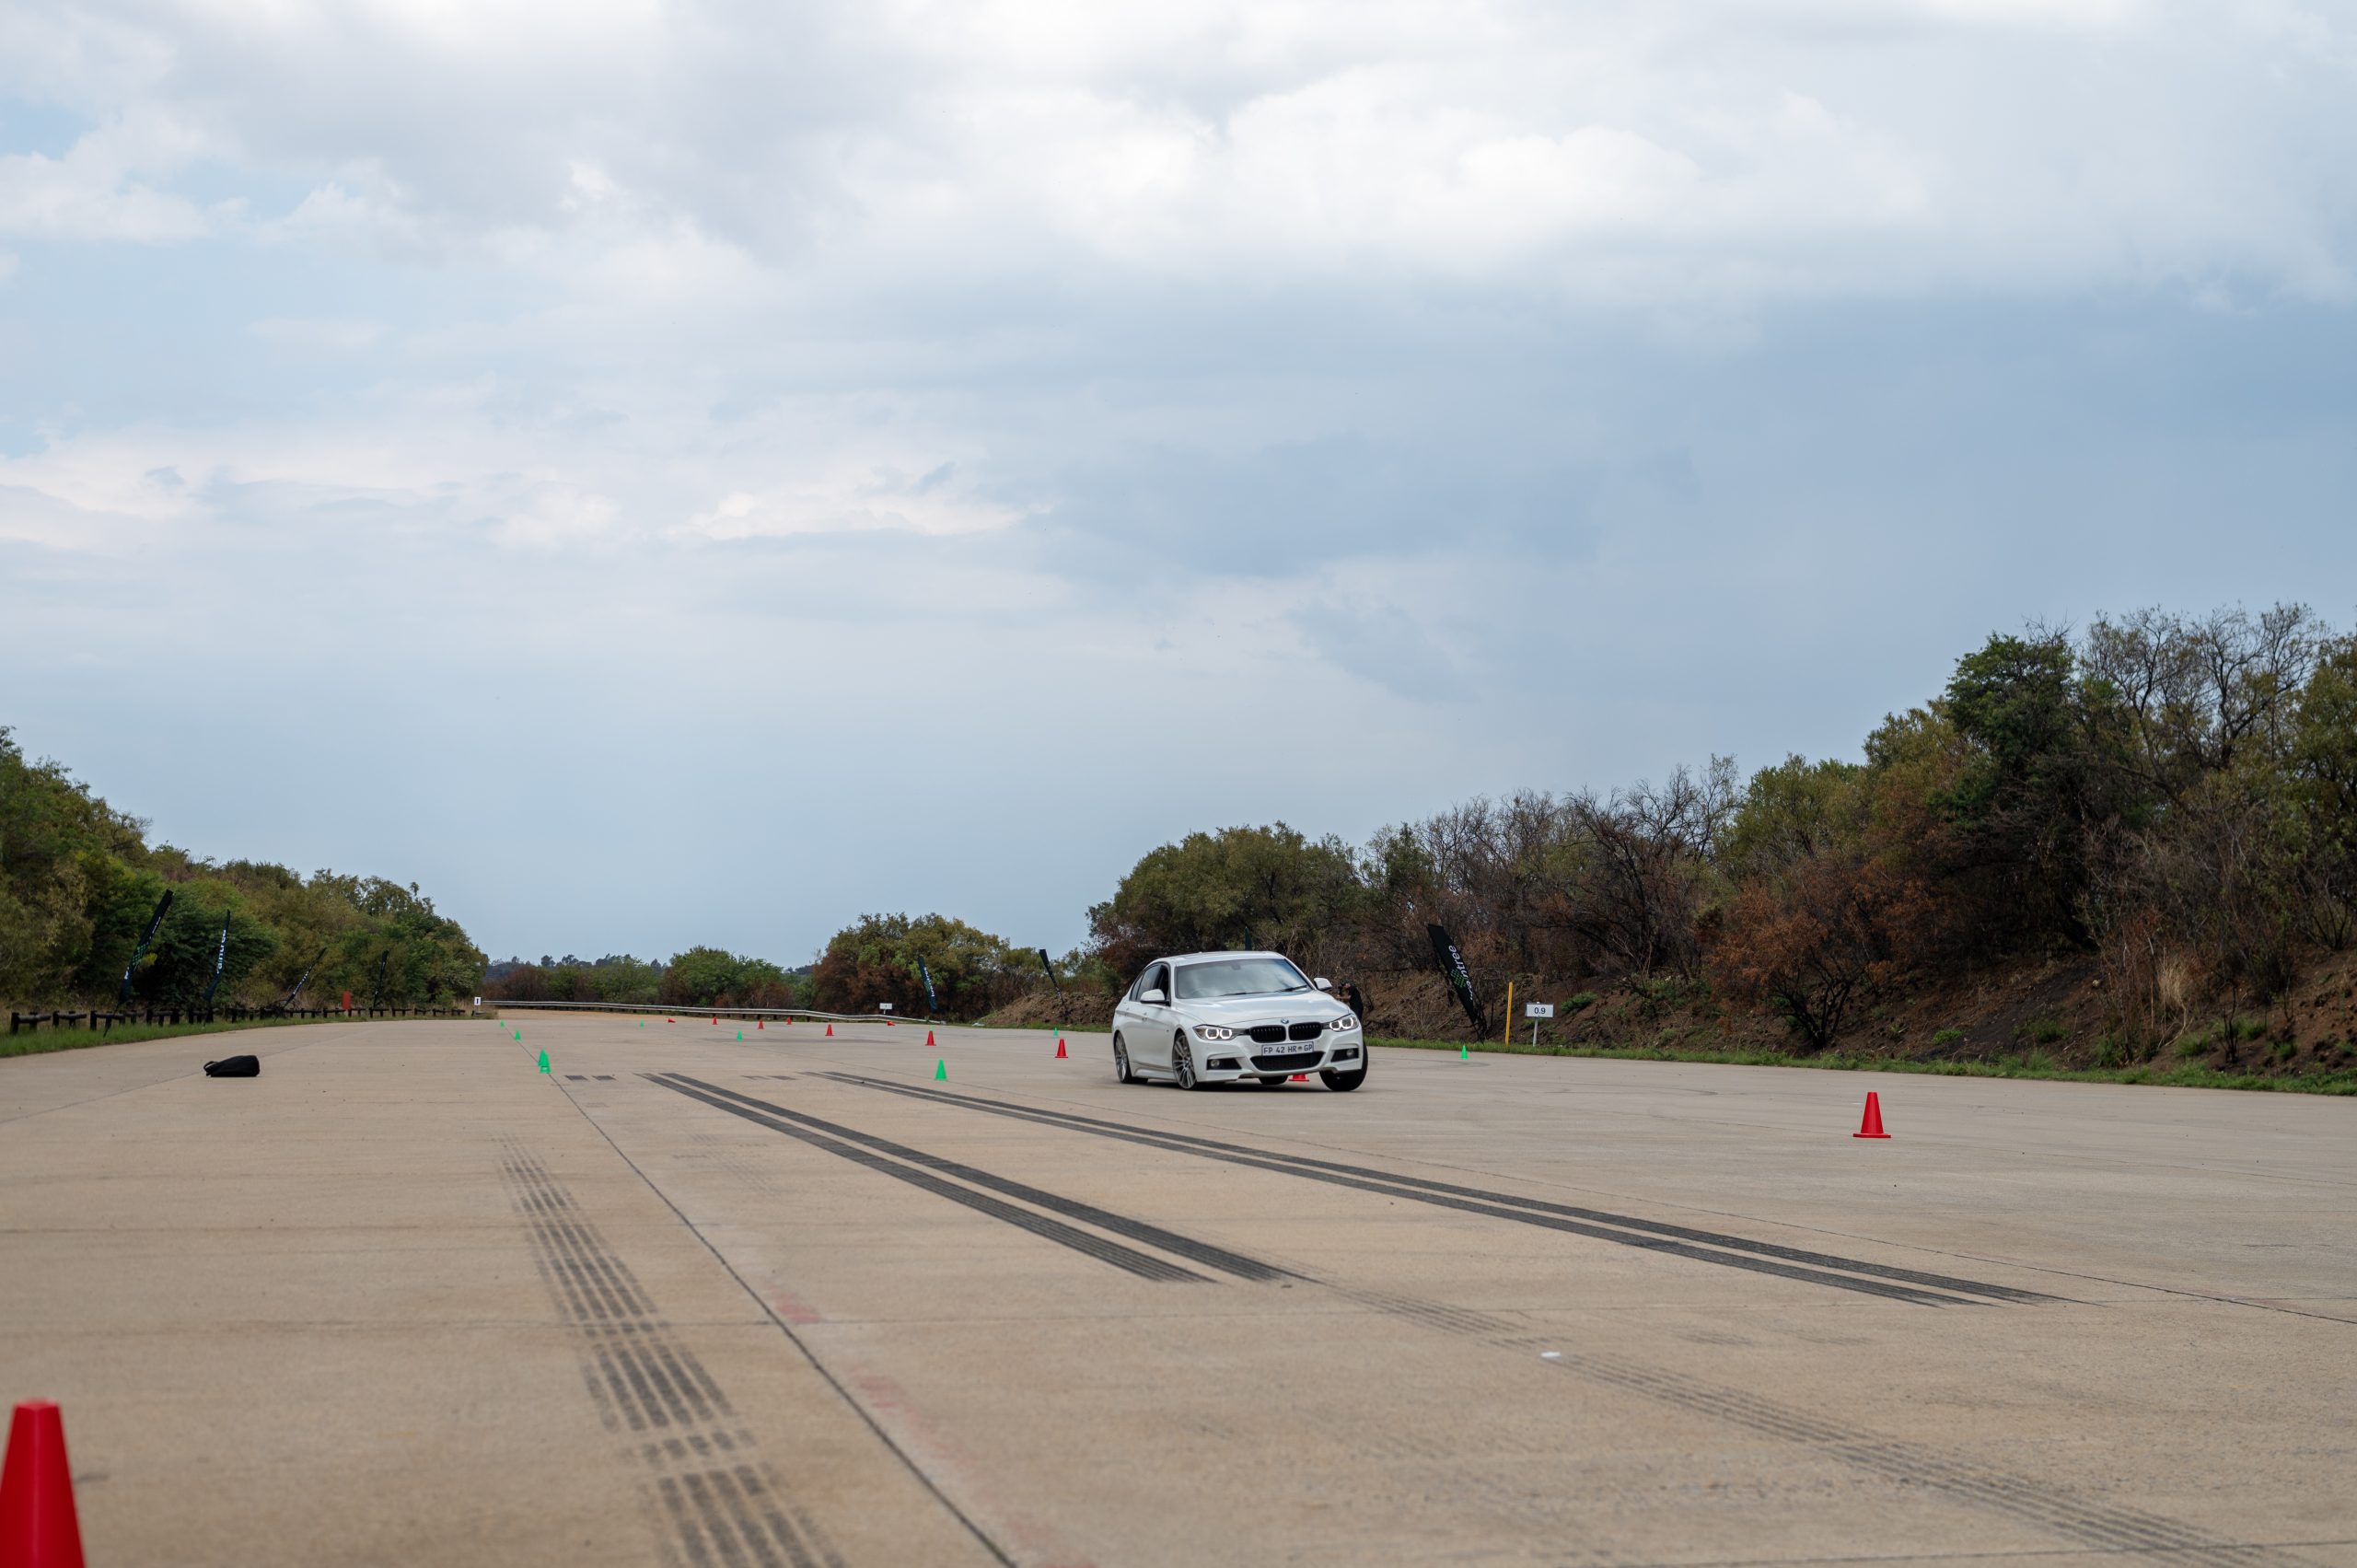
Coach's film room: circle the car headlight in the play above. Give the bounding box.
[1328,1015,1358,1032]
[1194,1024,1235,1041]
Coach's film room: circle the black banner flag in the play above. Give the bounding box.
[202,912,232,1005]
[370,948,390,1009]
[283,944,327,1008]
[1424,923,1487,1038]
[1037,948,1062,994]
[118,890,174,1003]
[916,958,939,1016]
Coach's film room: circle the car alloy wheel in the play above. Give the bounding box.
[1113,1033,1136,1085]
[1173,1033,1201,1090]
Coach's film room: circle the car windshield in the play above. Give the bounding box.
[1173,957,1313,1001]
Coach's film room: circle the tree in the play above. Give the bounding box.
[807,913,1026,1018]
[1711,854,1925,1053]
[1086,824,1364,980]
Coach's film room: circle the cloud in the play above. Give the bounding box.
[5,0,2351,299]
[681,459,1026,541]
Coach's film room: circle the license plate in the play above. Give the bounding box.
[1263,1042,1316,1055]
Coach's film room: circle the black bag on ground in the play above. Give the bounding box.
[203,1054,261,1077]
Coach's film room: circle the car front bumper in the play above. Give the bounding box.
[1195,1040,1364,1079]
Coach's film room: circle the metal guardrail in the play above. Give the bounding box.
[482,1000,953,1028]
[8,1005,469,1035]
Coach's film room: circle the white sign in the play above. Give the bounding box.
[878,1002,895,1013]
[1525,1003,1555,1018]
[472,996,482,1007]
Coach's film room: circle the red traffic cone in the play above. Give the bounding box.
[711,1016,717,1026]
[1,1400,86,1568]
[1054,1037,1068,1059]
[757,1018,763,1030]
[925,1029,935,1047]
[1853,1091,1891,1139]
[1289,1074,1307,1082]
[824,1023,833,1037]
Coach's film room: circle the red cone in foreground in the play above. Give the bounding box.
[1,1400,86,1568]
[1853,1091,1891,1139]
[824,1023,833,1037]
[1289,1074,1307,1082]
[925,1029,935,1047]
[1054,1037,1068,1059]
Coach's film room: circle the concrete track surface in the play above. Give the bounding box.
[2,1016,2351,1567]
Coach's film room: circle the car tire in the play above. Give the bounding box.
[1172,1034,1202,1090]
[1113,1033,1137,1085]
[1321,1052,1368,1092]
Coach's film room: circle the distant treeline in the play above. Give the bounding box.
[495,600,2357,1053]
[1081,603,2356,1050]
[484,915,1062,1017]
[0,728,485,1008]
[554,601,2356,1051]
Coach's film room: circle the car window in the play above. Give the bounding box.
[1173,957,1312,1000]
[1137,963,1168,1000]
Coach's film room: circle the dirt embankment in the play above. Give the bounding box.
[1353,951,2357,1080]
[989,953,2357,1083]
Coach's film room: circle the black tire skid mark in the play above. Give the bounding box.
[644,1075,1205,1283]
[795,1087,2305,1567]
[818,1074,1996,1307]
[497,1139,842,1568]
[660,1074,1290,1283]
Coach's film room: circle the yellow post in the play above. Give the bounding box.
[1503,980,1514,1048]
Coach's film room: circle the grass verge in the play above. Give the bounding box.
[1,1013,463,1061]
[1371,1034,2357,1095]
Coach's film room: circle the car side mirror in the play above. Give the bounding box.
[1141,988,1167,1005]
[1313,977,1332,992]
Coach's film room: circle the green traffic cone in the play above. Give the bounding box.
[1458,1042,1468,1061]
[934,1059,946,1081]
[538,1049,550,1073]
[736,1029,743,1041]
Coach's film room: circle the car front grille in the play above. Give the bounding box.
[1248,1024,1286,1044]
[1287,1021,1322,1041]
[1251,1052,1320,1072]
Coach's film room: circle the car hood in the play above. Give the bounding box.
[1178,993,1351,1023]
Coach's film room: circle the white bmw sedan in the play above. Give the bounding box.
[1109,951,1368,1091]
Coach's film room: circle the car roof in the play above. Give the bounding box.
[1157,951,1290,966]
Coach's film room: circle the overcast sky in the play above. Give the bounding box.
[4,0,2352,964]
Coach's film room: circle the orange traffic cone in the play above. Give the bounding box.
[1853,1091,1891,1139]
[1054,1037,1068,1059]
[824,1023,833,1037]
[0,1400,86,1568]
